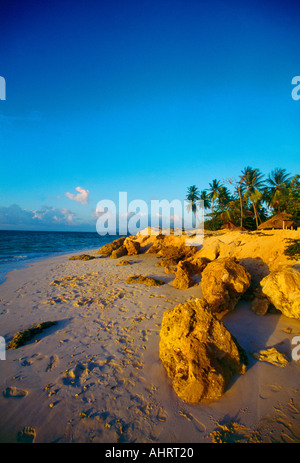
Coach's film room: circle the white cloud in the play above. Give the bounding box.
[65,186,89,205]
[32,206,75,224]
[0,204,76,227]
[0,204,96,231]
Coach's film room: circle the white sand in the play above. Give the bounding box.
[0,248,300,443]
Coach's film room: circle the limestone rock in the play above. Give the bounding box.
[164,263,177,274]
[110,245,128,259]
[250,287,270,316]
[69,254,95,261]
[198,241,221,261]
[124,237,141,256]
[172,257,210,290]
[201,257,251,316]
[155,257,179,274]
[159,299,247,403]
[97,237,126,257]
[252,347,289,367]
[260,267,300,320]
[172,261,194,289]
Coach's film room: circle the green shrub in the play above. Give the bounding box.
[284,239,300,260]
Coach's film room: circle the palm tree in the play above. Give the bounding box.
[265,168,292,213]
[236,176,246,229]
[241,166,265,229]
[218,186,232,209]
[208,179,224,227]
[200,190,211,210]
[224,176,245,228]
[186,185,201,228]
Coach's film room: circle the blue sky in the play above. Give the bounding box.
[0,0,299,231]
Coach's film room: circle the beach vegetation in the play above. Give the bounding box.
[126,275,165,286]
[186,185,201,228]
[7,321,58,350]
[284,239,300,260]
[192,167,299,230]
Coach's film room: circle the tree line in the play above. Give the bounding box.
[186,167,300,230]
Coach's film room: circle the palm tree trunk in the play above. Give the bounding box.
[238,187,243,228]
[251,198,259,229]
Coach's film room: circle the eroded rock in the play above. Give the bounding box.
[110,245,128,259]
[124,237,141,256]
[260,267,300,320]
[250,287,270,316]
[172,257,210,289]
[201,257,251,316]
[97,237,126,257]
[159,298,247,403]
[69,254,95,261]
[172,261,194,289]
[252,347,289,367]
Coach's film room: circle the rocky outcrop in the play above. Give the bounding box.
[159,299,247,403]
[200,257,251,316]
[197,240,221,261]
[172,257,210,290]
[172,261,194,289]
[110,245,128,259]
[124,237,141,256]
[69,254,95,261]
[260,267,300,320]
[97,237,126,257]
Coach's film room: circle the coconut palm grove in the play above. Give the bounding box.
[186,168,300,231]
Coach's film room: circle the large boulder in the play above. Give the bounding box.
[201,257,251,316]
[159,299,247,403]
[260,267,300,320]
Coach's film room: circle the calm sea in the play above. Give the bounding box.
[0,230,120,284]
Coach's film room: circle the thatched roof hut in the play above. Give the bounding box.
[258,212,296,230]
[221,221,248,231]
[221,221,238,230]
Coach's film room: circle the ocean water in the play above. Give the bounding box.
[0,230,121,284]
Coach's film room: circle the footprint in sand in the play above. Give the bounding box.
[3,386,28,398]
[63,362,89,386]
[46,354,59,372]
[16,426,36,443]
[178,410,206,432]
[259,383,282,399]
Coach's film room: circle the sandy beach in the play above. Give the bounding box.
[0,230,300,443]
